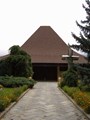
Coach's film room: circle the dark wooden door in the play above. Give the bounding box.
[33,66,57,81]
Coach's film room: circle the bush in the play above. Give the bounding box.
[0,76,36,88]
[28,79,36,88]
[62,70,78,87]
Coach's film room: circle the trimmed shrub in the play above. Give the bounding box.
[62,70,78,87]
[0,76,36,88]
[28,79,36,88]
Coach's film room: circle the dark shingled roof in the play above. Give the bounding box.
[21,26,87,64]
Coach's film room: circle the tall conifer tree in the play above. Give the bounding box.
[71,0,90,63]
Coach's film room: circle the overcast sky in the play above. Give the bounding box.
[0,0,86,56]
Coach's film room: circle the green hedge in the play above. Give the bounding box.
[0,76,36,88]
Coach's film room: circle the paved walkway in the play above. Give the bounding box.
[1,82,88,120]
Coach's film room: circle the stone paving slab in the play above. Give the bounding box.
[1,82,89,120]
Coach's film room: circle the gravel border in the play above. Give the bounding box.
[59,87,90,120]
[0,88,30,119]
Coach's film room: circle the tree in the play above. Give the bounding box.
[9,45,20,55]
[0,45,33,77]
[71,0,90,63]
[71,0,90,86]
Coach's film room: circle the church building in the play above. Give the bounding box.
[21,26,86,81]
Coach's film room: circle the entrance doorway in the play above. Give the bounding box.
[33,64,57,81]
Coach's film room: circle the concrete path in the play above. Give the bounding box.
[1,82,88,120]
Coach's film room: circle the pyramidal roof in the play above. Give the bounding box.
[21,26,86,63]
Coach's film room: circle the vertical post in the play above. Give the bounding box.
[57,65,60,81]
[67,44,74,70]
[67,56,73,70]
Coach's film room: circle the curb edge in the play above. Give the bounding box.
[0,88,30,119]
[58,87,90,120]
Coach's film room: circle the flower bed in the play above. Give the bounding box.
[62,86,90,114]
[0,85,28,112]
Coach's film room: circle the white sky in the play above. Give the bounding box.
[0,0,86,56]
